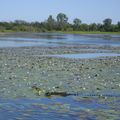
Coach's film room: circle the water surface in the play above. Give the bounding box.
[48,53,120,59]
[0,33,120,48]
[0,96,119,120]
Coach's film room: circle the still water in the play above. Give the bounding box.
[0,33,120,47]
[48,53,120,59]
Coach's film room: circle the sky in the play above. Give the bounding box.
[0,0,120,24]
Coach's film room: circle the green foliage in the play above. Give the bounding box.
[103,18,112,32]
[56,13,68,30]
[0,13,120,33]
[80,24,89,31]
[89,23,97,31]
[117,21,120,31]
[73,18,82,30]
[46,15,56,31]
[103,18,112,26]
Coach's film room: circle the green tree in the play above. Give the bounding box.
[103,18,112,31]
[57,13,68,30]
[97,23,104,31]
[80,24,89,31]
[117,21,120,31]
[47,15,56,31]
[89,23,97,31]
[73,18,81,30]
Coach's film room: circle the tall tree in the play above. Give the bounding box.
[103,18,112,31]
[57,13,68,30]
[117,21,120,31]
[47,15,56,31]
[73,18,81,30]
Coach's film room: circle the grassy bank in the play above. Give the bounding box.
[55,31,120,35]
[1,31,120,35]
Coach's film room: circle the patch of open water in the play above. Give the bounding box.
[0,96,119,120]
[44,53,120,59]
[0,33,120,47]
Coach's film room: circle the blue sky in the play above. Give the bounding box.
[0,0,120,24]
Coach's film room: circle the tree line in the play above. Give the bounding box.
[0,13,120,32]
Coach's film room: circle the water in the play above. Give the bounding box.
[0,40,61,48]
[0,96,119,120]
[47,53,120,59]
[0,33,120,47]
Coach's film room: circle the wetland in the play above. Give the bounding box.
[0,33,120,120]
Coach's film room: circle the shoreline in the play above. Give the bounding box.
[55,31,120,35]
[1,31,120,36]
